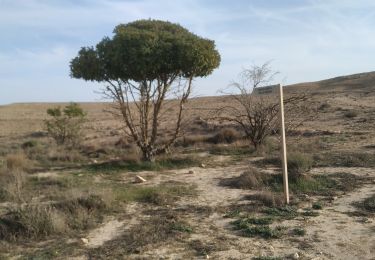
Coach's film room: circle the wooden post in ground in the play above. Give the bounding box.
[278,83,289,204]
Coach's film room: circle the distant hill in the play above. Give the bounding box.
[286,71,375,93]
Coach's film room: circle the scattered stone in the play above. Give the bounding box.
[134,175,147,183]
[200,163,206,168]
[292,252,299,259]
[188,170,194,174]
[206,255,210,259]
[332,196,338,201]
[81,238,89,244]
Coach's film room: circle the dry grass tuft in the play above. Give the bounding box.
[219,167,265,189]
[245,191,285,207]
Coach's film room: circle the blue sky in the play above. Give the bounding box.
[1,0,375,104]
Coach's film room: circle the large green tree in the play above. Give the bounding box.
[70,19,220,161]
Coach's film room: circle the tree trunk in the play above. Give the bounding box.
[141,147,155,162]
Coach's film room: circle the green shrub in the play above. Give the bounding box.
[45,103,86,146]
[312,202,323,210]
[292,227,306,236]
[363,195,375,212]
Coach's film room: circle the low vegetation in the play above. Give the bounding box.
[45,103,87,146]
[88,209,192,258]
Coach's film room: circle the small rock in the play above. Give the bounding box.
[200,163,206,168]
[331,196,338,201]
[269,245,274,251]
[134,175,147,183]
[188,170,194,174]
[206,255,210,259]
[292,252,299,259]
[81,238,89,244]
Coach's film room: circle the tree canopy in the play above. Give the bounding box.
[70,19,220,83]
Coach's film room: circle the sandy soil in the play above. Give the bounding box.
[72,163,375,259]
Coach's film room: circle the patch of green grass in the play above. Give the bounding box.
[232,217,274,228]
[115,183,197,205]
[302,209,319,217]
[314,151,375,167]
[363,195,375,212]
[312,202,323,210]
[292,227,306,236]
[242,225,286,239]
[265,173,337,195]
[86,156,201,174]
[209,146,254,156]
[253,256,283,260]
[263,206,299,220]
[170,222,193,233]
[28,177,72,189]
[223,209,241,218]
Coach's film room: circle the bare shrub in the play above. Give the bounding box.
[5,153,29,172]
[246,191,284,207]
[215,62,315,149]
[220,167,265,189]
[344,110,358,118]
[0,205,67,241]
[0,153,30,202]
[208,128,241,144]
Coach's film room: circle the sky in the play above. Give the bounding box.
[1,0,375,104]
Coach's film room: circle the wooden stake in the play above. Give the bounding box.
[279,84,289,204]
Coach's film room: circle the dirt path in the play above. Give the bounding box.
[75,165,375,259]
[159,166,375,259]
[304,182,375,260]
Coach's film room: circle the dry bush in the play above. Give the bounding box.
[287,152,313,181]
[5,153,30,172]
[0,205,68,241]
[0,189,114,241]
[0,153,30,202]
[220,167,265,189]
[208,128,241,144]
[344,110,358,118]
[245,191,284,207]
[47,147,85,163]
[177,135,210,147]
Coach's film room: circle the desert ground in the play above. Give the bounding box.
[0,72,375,260]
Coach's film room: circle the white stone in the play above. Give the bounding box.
[134,175,146,183]
[292,252,300,259]
[200,163,206,168]
[81,238,89,244]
